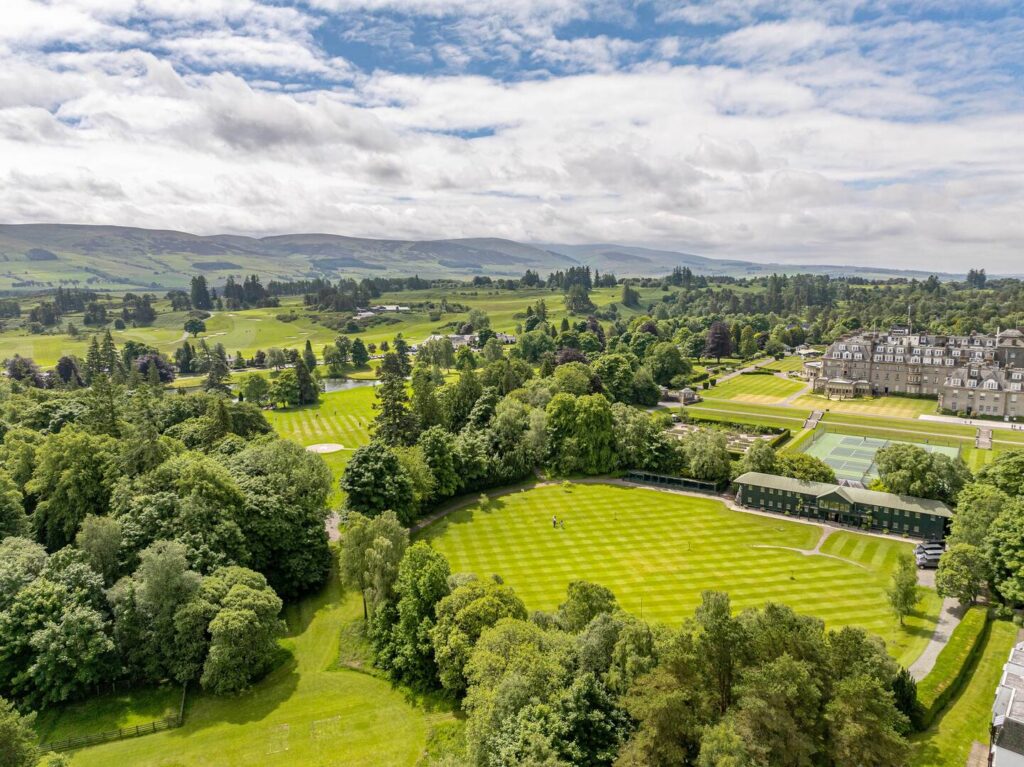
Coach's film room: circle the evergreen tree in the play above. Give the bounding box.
[190,275,212,310]
[84,336,102,384]
[374,353,418,446]
[351,338,370,367]
[302,340,317,370]
[294,358,320,405]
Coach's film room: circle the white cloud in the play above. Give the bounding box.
[0,0,1022,272]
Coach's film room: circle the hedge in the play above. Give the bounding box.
[915,606,991,729]
[740,369,776,376]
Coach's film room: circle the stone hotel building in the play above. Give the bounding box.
[805,326,1024,418]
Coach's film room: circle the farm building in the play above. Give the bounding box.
[734,471,950,539]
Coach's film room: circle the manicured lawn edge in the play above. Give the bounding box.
[916,606,991,729]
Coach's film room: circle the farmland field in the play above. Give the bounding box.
[421,483,940,667]
[703,374,808,404]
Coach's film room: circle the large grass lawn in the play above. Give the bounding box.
[911,620,1018,766]
[420,483,939,667]
[65,573,451,767]
[792,393,939,418]
[36,686,181,745]
[704,374,807,404]
[757,356,808,372]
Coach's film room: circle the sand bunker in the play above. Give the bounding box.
[306,443,346,454]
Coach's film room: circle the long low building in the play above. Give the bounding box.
[734,471,951,540]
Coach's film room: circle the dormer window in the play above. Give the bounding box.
[984,380,999,390]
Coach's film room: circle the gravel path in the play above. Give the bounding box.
[909,596,965,681]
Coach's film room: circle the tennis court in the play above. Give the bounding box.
[802,431,960,483]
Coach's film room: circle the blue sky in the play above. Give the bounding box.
[2,0,1023,271]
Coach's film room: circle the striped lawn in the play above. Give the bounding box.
[421,484,940,667]
[265,386,377,506]
[793,393,939,418]
[757,356,808,372]
[704,374,807,404]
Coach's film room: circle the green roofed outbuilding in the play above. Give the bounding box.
[734,471,950,540]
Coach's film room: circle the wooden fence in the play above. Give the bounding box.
[42,684,187,753]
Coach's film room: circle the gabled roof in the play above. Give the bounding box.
[735,472,952,518]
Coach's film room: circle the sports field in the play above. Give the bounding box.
[265,385,377,506]
[704,374,807,404]
[421,483,940,667]
[64,576,451,767]
[801,432,960,483]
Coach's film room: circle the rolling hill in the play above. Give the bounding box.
[0,224,956,291]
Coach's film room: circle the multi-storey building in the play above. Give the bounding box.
[805,327,1024,418]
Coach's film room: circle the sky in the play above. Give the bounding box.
[2,1,1024,272]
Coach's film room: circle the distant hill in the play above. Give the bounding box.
[540,243,956,280]
[0,224,956,291]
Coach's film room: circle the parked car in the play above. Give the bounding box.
[916,552,941,569]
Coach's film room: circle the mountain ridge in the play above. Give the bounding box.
[0,223,959,291]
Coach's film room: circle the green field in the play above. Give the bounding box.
[757,355,808,372]
[0,286,667,367]
[36,687,181,745]
[703,374,807,404]
[64,574,451,767]
[911,620,1018,766]
[421,483,939,667]
[793,393,940,418]
[265,385,378,506]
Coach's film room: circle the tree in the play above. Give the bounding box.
[646,342,690,386]
[75,515,122,586]
[341,441,416,523]
[631,366,661,406]
[0,474,28,541]
[432,577,527,695]
[190,275,212,310]
[0,695,38,767]
[27,602,117,706]
[351,338,370,367]
[239,373,270,407]
[184,317,206,337]
[935,543,986,606]
[28,428,118,551]
[377,542,451,687]
[887,552,919,625]
[557,580,617,633]
[202,349,230,394]
[985,499,1024,603]
[373,353,417,446]
[694,591,744,715]
[977,451,1024,498]
[270,368,299,406]
[418,425,459,498]
[54,355,84,387]
[824,674,909,767]
[874,444,970,504]
[704,321,733,362]
[697,720,753,767]
[739,325,758,358]
[266,347,287,370]
[682,429,731,484]
[733,654,821,767]
[302,339,317,370]
[294,358,319,405]
[776,453,836,483]
[199,570,284,694]
[339,511,408,620]
[738,439,777,475]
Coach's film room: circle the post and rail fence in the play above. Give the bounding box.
[41,684,188,753]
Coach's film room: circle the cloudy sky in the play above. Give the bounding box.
[3,1,1023,272]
